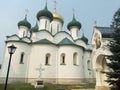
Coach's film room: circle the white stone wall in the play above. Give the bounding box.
[28,44,58,79]
[57,46,84,80]
[26,43,94,84]
[83,51,95,80]
[0,42,31,78]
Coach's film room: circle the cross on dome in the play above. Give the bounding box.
[53,0,57,12]
[73,8,75,16]
[25,9,29,17]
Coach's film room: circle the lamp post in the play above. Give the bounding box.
[4,44,17,90]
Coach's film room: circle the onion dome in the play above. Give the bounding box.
[53,11,64,24]
[36,3,53,22]
[30,23,39,32]
[18,16,31,29]
[67,14,81,30]
[81,34,88,44]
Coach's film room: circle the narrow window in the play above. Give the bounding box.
[0,64,1,69]
[73,52,77,65]
[57,24,59,32]
[60,53,66,65]
[23,31,25,37]
[45,54,50,65]
[51,24,53,33]
[45,20,47,29]
[20,52,24,64]
[87,60,91,70]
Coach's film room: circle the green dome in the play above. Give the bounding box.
[81,34,88,44]
[67,14,81,30]
[18,16,31,29]
[30,23,39,32]
[36,3,53,21]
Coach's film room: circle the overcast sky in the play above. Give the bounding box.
[0,0,120,63]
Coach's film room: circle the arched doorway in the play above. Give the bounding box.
[95,55,109,90]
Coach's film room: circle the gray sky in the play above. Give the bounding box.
[0,0,120,63]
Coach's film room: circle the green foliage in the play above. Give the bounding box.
[105,8,120,89]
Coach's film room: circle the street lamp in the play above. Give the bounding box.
[4,44,17,90]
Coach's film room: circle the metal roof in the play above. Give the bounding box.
[95,26,114,38]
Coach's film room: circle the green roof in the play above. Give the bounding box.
[67,14,81,30]
[33,39,53,44]
[18,16,31,29]
[36,3,53,21]
[80,34,88,44]
[58,38,74,45]
[30,23,39,32]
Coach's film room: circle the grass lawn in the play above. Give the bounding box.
[0,83,35,90]
[0,83,95,90]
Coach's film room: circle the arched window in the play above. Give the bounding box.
[45,20,47,29]
[45,53,50,65]
[73,52,78,65]
[20,52,24,64]
[0,64,1,69]
[57,24,59,32]
[60,53,66,65]
[51,24,53,33]
[87,60,91,70]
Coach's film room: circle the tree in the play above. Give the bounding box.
[105,8,120,90]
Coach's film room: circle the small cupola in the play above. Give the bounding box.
[36,2,53,31]
[18,16,31,29]
[67,12,81,40]
[30,23,39,40]
[67,14,81,30]
[81,34,88,44]
[30,23,39,32]
[18,15,31,38]
[36,2,53,22]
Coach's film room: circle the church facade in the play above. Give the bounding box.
[0,2,95,84]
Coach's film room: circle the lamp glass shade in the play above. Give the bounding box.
[8,44,17,54]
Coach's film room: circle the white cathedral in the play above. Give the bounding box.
[0,1,116,90]
[0,2,96,84]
